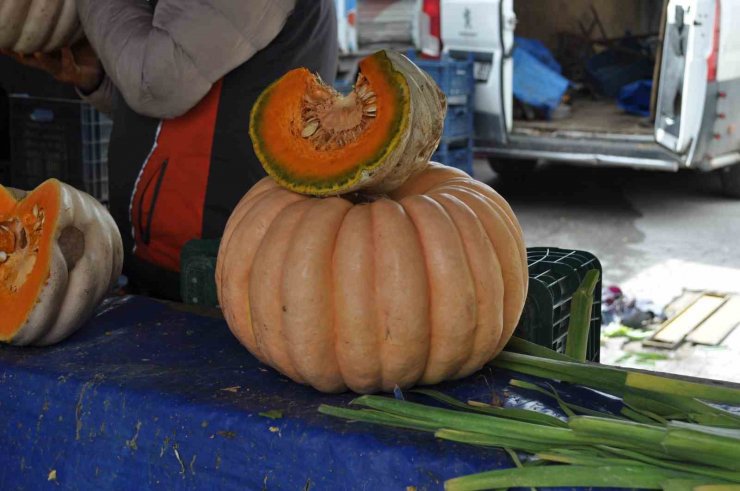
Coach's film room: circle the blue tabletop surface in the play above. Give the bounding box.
[0,296,622,491]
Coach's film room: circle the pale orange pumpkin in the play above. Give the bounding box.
[216,163,528,393]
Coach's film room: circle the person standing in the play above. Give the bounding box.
[4,0,338,300]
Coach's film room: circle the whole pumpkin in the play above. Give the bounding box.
[216,163,528,393]
[0,0,83,54]
[0,179,123,346]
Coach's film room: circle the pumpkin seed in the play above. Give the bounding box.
[302,120,320,138]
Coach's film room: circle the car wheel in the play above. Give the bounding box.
[720,163,740,199]
[488,158,538,183]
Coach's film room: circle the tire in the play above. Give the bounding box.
[488,158,538,183]
[720,163,740,199]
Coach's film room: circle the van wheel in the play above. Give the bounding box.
[720,164,740,199]
[488,158,538,184]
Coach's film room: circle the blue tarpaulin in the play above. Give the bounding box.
[513,37,570,119]
[617,79,653,117]
[585,38,654,98]
[0,296,623,490]
[515,37,563,74]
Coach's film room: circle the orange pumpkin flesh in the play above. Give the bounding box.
[250,50,446,196]
[0,180,62,339]
[217,164,529,393]
[253,62,405,185]
[0,179,123,346]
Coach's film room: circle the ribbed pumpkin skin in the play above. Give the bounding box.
[0,0,83,54]
[216,163,528,393]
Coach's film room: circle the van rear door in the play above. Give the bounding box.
[655,0,716,156]
[441,0,514,143]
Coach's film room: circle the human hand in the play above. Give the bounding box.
[0,39,103,93]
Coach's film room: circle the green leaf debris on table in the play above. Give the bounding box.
[259,409,284,420]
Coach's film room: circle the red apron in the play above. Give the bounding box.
[129,81,223,272]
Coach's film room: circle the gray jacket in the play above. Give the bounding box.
[77,0,296,118]
[93,0,337,300]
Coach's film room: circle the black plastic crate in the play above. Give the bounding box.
[10,96,84,190]
[9,95,111,204]
[515,247,602,362]
[81,104,112,203]
[0,161,9,186]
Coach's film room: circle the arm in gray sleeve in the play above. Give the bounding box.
[76,0,296,119]
[76,75,117,117]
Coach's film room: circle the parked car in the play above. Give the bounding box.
[427,0,740,197]
[335,0,418,91]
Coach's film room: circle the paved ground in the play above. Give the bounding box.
[473,159,740,383]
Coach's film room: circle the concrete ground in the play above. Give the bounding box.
[473,159,740,383]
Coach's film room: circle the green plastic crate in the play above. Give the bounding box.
[515,247,602,362]
[180,239,221,307]
[179,241,602,361]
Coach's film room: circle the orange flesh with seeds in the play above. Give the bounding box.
[251,52,409,190]
[0,180,60,340]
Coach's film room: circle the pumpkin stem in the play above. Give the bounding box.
[342,192,384,205]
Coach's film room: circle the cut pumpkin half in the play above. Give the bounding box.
[250,50,447,196]
[0,179,123,346]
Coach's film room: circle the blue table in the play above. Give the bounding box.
[0,296,620,490]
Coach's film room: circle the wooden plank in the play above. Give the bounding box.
[686,296,740,346]
[664,290,703,319]
[650,294,727,345]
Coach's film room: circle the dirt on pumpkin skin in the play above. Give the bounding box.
[58,226,86,271]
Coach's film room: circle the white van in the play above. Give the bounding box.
[417,0,740,197]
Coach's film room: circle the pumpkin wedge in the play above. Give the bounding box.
[0,179,123,345]
[249,50,447,196]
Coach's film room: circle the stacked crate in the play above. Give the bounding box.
[9,95,112,205]
[410,52,475,176]
[516,247,603,362]
[81,103,112,204]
